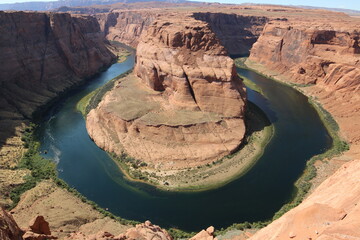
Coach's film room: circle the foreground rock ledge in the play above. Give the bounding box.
[86,14,246,170]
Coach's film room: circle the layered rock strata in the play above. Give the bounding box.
[0,11,115,166]
[87,15,246,169]
[193,12,268,56]
[247,16,360,240]
[96,11,156,48]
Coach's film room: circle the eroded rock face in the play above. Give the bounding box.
[246,16,360,240]
[193,13,268,56]
[96,11,156,48]
[87,14,246,169]
[134,15,246,117]
[66,221,172,240]
[0,11,115,166]
[249,20,360,90]
[0,208,24,240]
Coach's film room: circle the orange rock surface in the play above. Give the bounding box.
[87,14,246,169]
[246,12,360,240]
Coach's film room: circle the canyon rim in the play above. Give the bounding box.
[0,2,359,240]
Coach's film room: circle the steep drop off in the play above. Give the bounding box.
[193,12,268,56]
[86,14,247,170]
[93,9,269,53]
[96,11,156,48]
[247,16,360,240]
[0,11,115,167]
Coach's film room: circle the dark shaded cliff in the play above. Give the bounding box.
[193,12,268,56]
[0,11,115,165]
[94,10,268,53]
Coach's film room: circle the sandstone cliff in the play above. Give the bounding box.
[193,12,268,56]
[248,17,360,158]
[87,14,246,169]
[96,11,156,48]
[0,11,115,167]
[246,15,360,240]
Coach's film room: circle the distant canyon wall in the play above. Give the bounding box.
[96,11,157,48]
[249,20,360,146]
[0,11,115,165]
[193,12,268,56]
[96,10,268,55]
[249,21,360,89]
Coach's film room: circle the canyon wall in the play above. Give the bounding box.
[193,12,268,56]
[247,16,360,240]
[86,14,247,169]
[0,11,115,167]
[96,11,156,48]
[249,18,360,154]
[94,10,268,53]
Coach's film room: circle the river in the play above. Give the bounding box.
[38,53,332,232]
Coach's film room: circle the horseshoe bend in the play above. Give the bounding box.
[85,15,253,188]
[0,2,360,240]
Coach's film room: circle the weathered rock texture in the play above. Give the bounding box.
[247,14,360,240]
[0,208,24,240]
[0,11,115,168]
[93,9,269,52]
[12,180,130,239]
[96,11,157,48]
[250,20,360,88]
[193,12,268,56]
[66,220,172,240]
[87,15,246,169]
[134,15,246,117]
[249,160,360,240]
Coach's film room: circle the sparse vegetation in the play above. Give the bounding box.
[106,100,274,192]
[235,57,350,223]
[10,123,139,227]
[238,74,264,95]
[79,69,133,116]
[168,228,195,239]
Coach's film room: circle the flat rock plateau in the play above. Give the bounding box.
[0,2,359,240]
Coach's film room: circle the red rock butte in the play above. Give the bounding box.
[86,14,247,169]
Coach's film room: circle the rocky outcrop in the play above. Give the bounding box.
[0,11,115,166]
[87,14,246,169]
[0,208,24,240]
[66,221,172,240]
[0,208,57,240]
[249,160,360,240]
[193,13,268,56]
[134,15,246,117]
[190,226,217,240]
[246,15,360,240]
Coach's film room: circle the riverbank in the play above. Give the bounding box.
[0,48,139,239]
[78,71,274,192]
[236,58,350,219]
[111,101,273,192]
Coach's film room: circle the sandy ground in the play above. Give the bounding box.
[0,168,30,207]
[12,180,131,239]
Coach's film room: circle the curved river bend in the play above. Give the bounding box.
[38,53,331,232]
